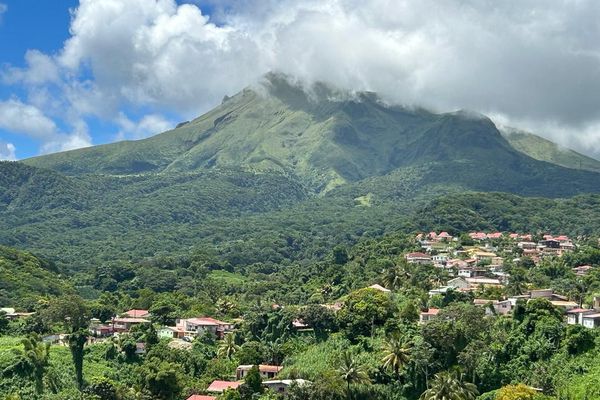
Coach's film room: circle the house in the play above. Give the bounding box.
[572,265,592,276]
[582,313,600,329]
[432,254,448,265]
[469,232,487,241]
[175,317,233,339]
[487,232,503,240]
[0,308,35,320]
[518,242,537,250]
[264,379,311,393]
[473,251,497,263]
[89,324,114,337]
[123,309,150,318]
[549,300,579,311]
[187,396,217,400]
[438,232,453,241]
[368,284,391,293]
[457,268,487,278]
[158,326,184,339]
[112,317,150,333]
[236,365,283,380]
[206,381,241,393]
[419,308,440,324]
[466,277,502,288]
[405,252,432,264]
[428,286,451,296]
[447,277,469,290]
[567,309,596,325]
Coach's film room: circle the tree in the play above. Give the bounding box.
[298,304,337,341]
[338,351,370,400]
[420,369,478,400]
[381,334,411,379]
[10,334,51,394]
[43,295,90,390]
[218,332,240,359]
[382,261,411,291]
[495,384,540,400]
[0,310,9,334]
[139,360,182,400]
[337,288,396,340]
[238,365,264,399]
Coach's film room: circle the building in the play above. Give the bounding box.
[419,308,440,324]
[187,396,216,400]
[473,299,512,316]
[207,381,241,393]
[236,365,283,380]
[567,309,596,325]
[175,317,233,339]
[582,314,600,329]
[405,252,432,265]
[123,309,150,318]
[572,265,592,276]
[457,268,487,278]
[264,379,310,394]
[368,284,391,293]
[111,317,150,333]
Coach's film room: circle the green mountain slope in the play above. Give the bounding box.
[5,73,600,267]
[25,73,600,196]
[0,245,72,307]
[501,128,600,172]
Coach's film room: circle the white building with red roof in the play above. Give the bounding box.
[175,317,233,339]
[206,380,241,393]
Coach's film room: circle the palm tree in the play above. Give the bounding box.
[381,334,411,379]
[420,369,478,400]
[217,332,239,359]
[338,351,370,400]
[382,264,411,291]
[20,334,50,394]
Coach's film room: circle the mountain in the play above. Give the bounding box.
[501,128,600,173]
[24,73,600,196]
[4,73,600,267]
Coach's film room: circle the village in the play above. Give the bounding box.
[3,230,598,399]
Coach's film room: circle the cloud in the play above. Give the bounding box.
[0,3,6,23]
[0,141,16,161]
[4,0,600,157]
[0,99,91,153]
[115,113,174,140]
[0,99,59,139]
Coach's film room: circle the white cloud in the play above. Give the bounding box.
[115,112,174,140]
[4,0,600,157]
[2,50,60,85]
[0,99,91,154]
[0,141,16,161]
[0,99,59,139]
[0,3,7,23]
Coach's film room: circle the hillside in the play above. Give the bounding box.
[501,128,600,172]
[4,74,600,267]
[0,245,72,308]
[25,74,600,196]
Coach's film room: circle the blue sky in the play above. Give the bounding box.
[0,0,219,160]
[1,0,600,161]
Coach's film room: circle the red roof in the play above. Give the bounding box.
[407,252,430,258]
[187,396,217,400]
[421,308,440,315]
[438,231,451,238]
[207,381,241,393]
[566,308,592,314]
[124,309,149,318]
[487,232,502,239]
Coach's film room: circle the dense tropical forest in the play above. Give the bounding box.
[2,226,600,399]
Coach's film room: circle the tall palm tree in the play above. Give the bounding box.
[420,369,478,400]
[338,351,370,400]
[382,264,411,291]
[20,335,50,394]
[217,332,240,359]
[381,334,412,379]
